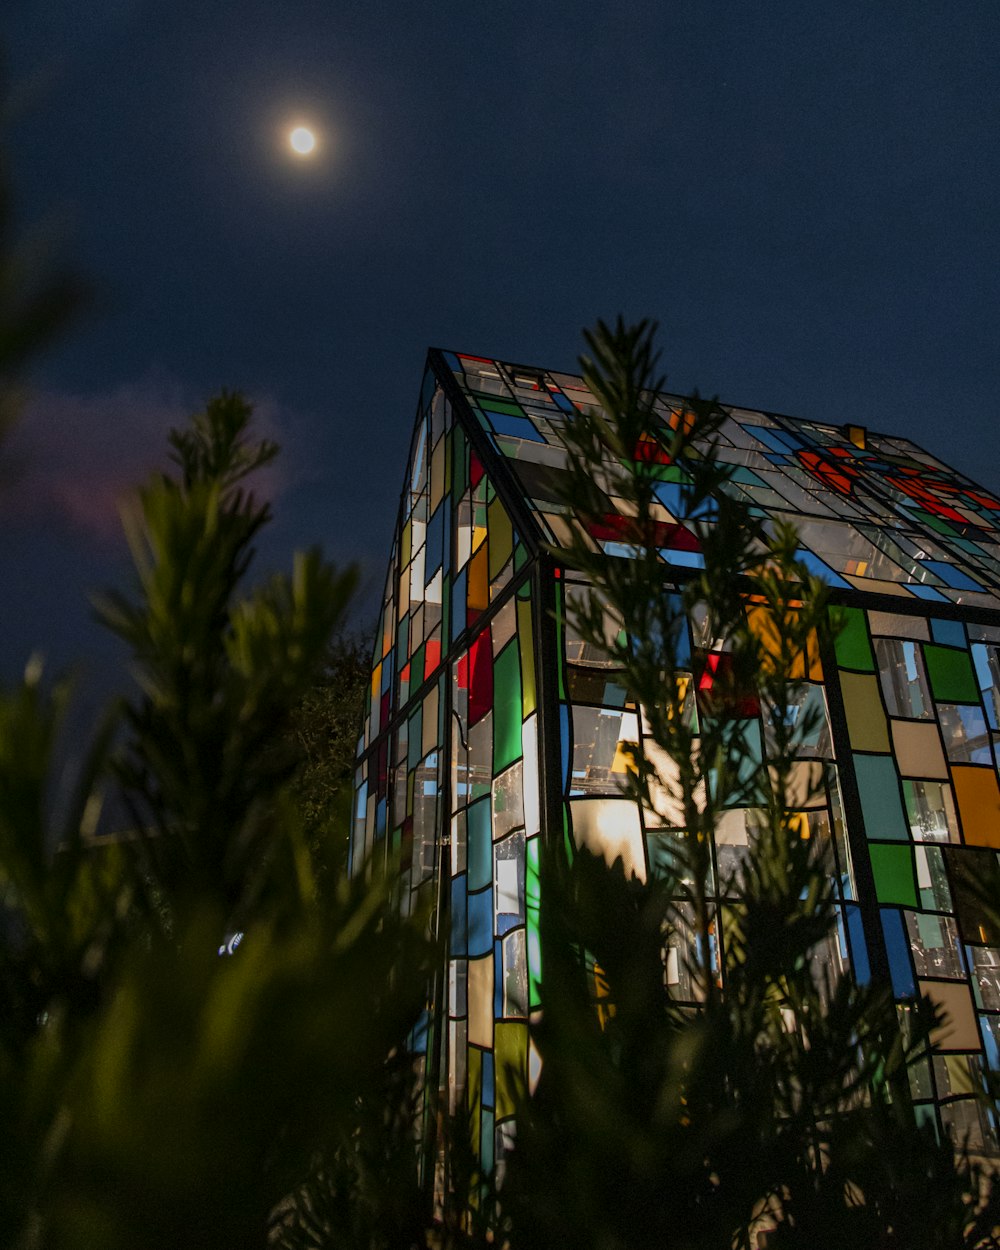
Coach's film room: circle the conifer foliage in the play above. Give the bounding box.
[498,320,1000,1250]
[0,393,433,1249]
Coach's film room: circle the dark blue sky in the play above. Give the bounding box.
[3,1,999,705]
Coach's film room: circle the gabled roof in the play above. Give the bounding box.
[437,349,1000,614]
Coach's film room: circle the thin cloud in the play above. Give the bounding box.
[0,373,295,544]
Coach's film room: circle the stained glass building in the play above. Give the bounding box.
[351,349,1000,1183]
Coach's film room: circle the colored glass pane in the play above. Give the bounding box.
[921,980,981,1051]
[840,673,890,753]
[951,766,1000,847]
[517,596,536,717]
[468,630,494,725]
[468,543,490,621]
[881,908,917,997]
[869,843,918,906]
[943,847,1000,946]
[569,797,646,881]
[493,641,523,773]
[931,618,966,647]
[854,754,909,840]
[494,1021,528,1118]
[467,798,492,891]
[938,704,992,765]
[450,876,468,955]
[468,883,494,953]
[746,605,823,681]
[903,779,960,842]
[875,639,934,719]
[488,494,514,582]
[890,719,949,779]
[924,644,980,704]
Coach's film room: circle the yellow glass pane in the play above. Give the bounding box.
[488,496,513,582]
[840,671,890,753]
[494,1022,528,1118]
[467,543,490,615]
[517,597,536,717]
[467,955,494,1048]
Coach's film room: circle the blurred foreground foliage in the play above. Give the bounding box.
[0,393,435,1248]
[3,141,1000,1247]
[494,320,1000,1249]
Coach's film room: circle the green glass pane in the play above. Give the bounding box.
[854,754,908,840]
[481,1108,494,1172]
[478,396,522,416]
[494,1021,528,1119]
[493,641,523,772]
[835,607,874,671]
[467,798,492,890]
[526,834,542,1010]
[406,707,423,771]
[451,427,467,502]
[411,642,425,689]
[923,644,980,704]
[869,843,918,907]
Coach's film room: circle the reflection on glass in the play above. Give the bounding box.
[495,831,525,921]
[502,928,527,1017]
[875,638,934,719]
[939,704,993,765]
[970,947,1000,1010]
[570,706,636,795]
[567,665,628,707]
[905,911,965,979]
[764,684,833,759]
[903,779,960,842]
[664,903,710,1002]
[915,844,952,911]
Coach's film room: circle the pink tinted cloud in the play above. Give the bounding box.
[0,374,292,543]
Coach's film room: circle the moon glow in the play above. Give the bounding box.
[289,126,317,156]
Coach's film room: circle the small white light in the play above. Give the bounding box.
[289,126,317,156]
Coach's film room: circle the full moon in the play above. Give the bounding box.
[289,126,317,156]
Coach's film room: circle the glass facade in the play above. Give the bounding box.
[353,349,1000,1176]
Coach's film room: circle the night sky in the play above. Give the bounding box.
[3,2,999,711]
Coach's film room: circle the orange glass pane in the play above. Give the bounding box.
[746,605,823,681]
[951,766,1000,847]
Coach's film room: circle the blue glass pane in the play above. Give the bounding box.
[931,618,966,647]
[450,875,468,955]
[846,905,870,983]
[881,908,916,998]
[468,888,493,956]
